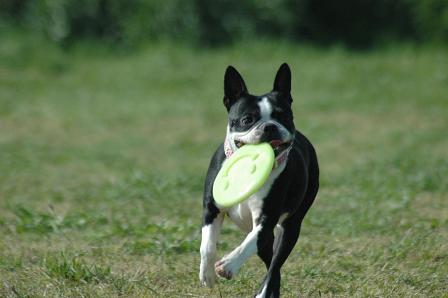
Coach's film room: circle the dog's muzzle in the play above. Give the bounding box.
[224,121,294,168]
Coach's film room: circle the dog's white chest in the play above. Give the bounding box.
[226,162,286,232]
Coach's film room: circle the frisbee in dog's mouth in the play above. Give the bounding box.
[235,139,291,156]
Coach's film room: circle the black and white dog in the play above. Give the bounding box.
[199,63,319,298]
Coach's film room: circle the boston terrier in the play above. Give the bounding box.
[199,63,319,298]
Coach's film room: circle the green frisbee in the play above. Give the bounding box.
[213,143,275,208]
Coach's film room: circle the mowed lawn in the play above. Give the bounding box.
[0,34,447,297]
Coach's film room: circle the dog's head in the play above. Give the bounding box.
[224,63,295,156]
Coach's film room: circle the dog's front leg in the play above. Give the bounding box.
[215,217,276,280]
[199,207,224,287]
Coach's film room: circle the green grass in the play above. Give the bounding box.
[1,32,447,297]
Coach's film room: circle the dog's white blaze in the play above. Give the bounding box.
[258,97,272,121]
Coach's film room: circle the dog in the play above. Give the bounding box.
[199,63,319,297]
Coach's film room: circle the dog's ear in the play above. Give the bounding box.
[224,66,247,111]
[273,63,292,102]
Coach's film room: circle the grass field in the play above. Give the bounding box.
[1,33,447,297]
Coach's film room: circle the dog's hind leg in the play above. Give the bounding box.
[256,177,319,298]
[256,225,285,297]
[257,232,274,270]
[255,211,303,298]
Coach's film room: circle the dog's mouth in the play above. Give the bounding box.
[269,139,293,155]
[235,139,292,156]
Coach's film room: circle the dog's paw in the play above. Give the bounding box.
[199,261,216,288]
[214,257,240,280]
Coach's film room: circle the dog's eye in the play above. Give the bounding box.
[241,116,254,126]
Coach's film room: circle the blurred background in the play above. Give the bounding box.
[1,1,447,297]
[2,0,448,47]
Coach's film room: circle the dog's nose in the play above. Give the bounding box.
[263,124,277,133]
